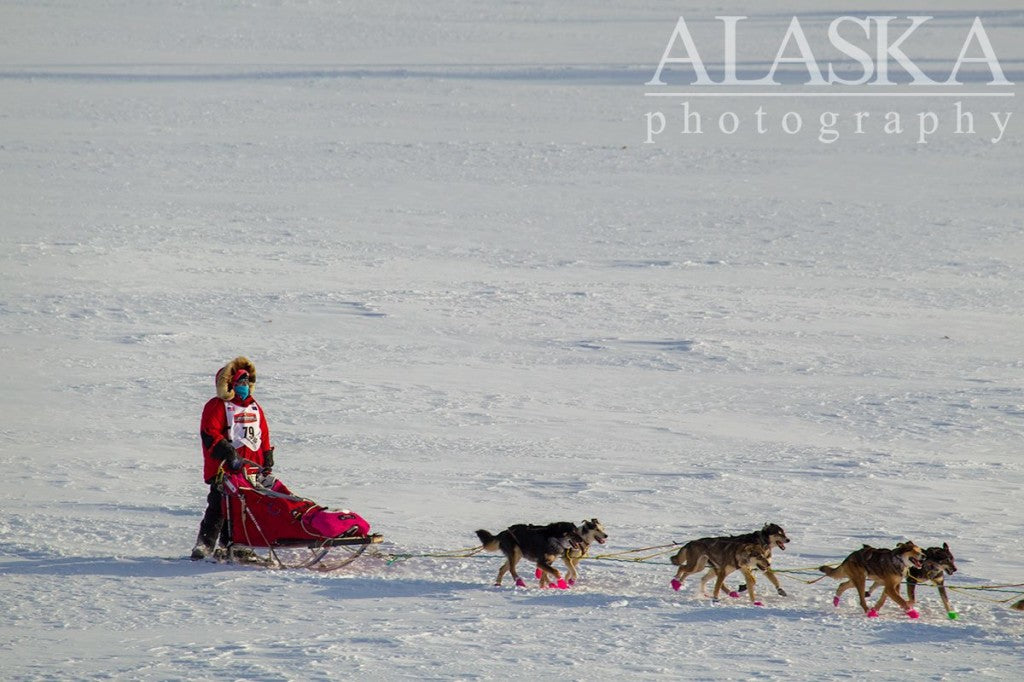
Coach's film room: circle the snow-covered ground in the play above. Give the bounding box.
[2,1,1022,679]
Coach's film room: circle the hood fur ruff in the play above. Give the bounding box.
[216,356,257,401]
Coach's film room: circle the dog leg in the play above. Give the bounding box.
[869,588,888,616]
[883,580,918,618]
[692,558,716,596]
[562,551,578,586]
[720,570,742,600]
[702,567,734,596]
[737,569,785,596]
[832,578,855,607]
[508,555,527,588]
[936,581,956,618]
[671,552,704,589]
[672,554,707,592]
[567,556,579,586]
[699,567,718,597]
[852,575,876,615]
[495,558,511,587]
[740,568,762,605]
[763,568,787,597]
[710,569,729,601]
[537,560,567,589]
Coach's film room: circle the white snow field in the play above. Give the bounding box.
[2,1,1023,679]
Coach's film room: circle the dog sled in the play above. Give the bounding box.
[220,466,382,571]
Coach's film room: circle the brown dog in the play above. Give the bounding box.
[1012,599,1024,611]
[869,543,958,618]
[818,541,924,618]
[671,540,773,604]
[705,523,791,597]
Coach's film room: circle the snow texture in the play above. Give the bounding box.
[1,1,1022,679]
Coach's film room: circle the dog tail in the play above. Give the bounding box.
[669,541,693,566]
[475,529,501,551]
[818,564,840,578]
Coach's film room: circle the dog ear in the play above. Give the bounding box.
[942,542,949,550]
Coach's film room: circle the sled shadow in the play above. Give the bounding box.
[0,553,242,579]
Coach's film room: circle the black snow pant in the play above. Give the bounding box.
[196,482,229,549]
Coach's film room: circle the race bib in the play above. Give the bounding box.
[224,401,262,452]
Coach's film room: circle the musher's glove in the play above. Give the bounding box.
[213,440,242,471]
[262,447,275,474]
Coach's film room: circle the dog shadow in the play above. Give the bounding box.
[666,604,791,624]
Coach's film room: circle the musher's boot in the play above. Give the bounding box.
[191,531,216,560]
[191,541,213,560]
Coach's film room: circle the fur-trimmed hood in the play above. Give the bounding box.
[215,356,257,401]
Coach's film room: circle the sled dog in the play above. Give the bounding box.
[672,523,790,597]
[818,541,924,617]
[560,518,609,586]
[868,543,958,615]
[476,522,583,589]
[1012,599,1024,612]
[670,540,773,604]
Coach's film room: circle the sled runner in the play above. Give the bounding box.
[220,466,382,571]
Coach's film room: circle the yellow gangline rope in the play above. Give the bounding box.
[378,545,486,565]
[947,583,1024,604]
[589,544,680,563]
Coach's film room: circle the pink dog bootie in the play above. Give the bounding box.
[671,579,682,591]
[906,609,920,619]
[833,596,841,607]
[515,577,527,588]
[728,591,740,599]
[867,609,879,618]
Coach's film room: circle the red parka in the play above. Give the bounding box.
[200,357,273,483]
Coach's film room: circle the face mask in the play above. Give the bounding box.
[234,384,250,400]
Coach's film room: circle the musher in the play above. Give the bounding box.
[191,356,275,559]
